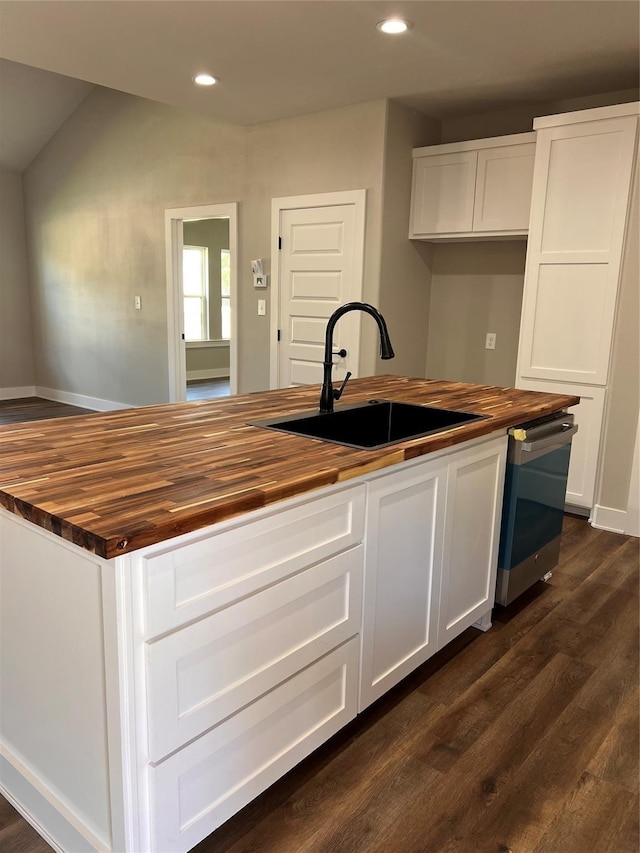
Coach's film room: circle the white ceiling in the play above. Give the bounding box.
[0,0,638,170]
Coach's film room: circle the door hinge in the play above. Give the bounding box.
[181,333,185,340]
[277,329,281,342]
[278,236,282,250]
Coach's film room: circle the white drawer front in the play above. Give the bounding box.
[141,485,365,638]
[149,639,358,853]
[146,546,362,760]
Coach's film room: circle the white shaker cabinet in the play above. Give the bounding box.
[409,133,536,240]
[517,379,606,509]
[516,102,639,511]
[360,434,507,710]
[517,107,638,386]
[0,430,510,853]
[359,455,447,709]
[437,436,506,647]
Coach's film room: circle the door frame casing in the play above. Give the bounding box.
[270,190,367,389]
[165,203,238,402]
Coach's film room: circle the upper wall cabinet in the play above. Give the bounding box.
[409,132,536,241]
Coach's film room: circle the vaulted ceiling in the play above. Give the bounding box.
[0,0,638,170]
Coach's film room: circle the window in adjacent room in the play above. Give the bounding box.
[220,249,231,340]
[183,245,209,341]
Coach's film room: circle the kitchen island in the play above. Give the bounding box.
[0,377,578,853]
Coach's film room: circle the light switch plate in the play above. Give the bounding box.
[258,299,267,316]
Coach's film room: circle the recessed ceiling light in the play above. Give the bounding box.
[194,74,217,86]
[376,18,412,34]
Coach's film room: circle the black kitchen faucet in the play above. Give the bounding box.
[319,302,395,413]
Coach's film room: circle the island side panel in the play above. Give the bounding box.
[0,508,117,852]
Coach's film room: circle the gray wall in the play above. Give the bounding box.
[0,168,35,390]
[243,100,387,383]
[377,101,439,378]
[441,89,639,143]
[21,90,388,401]
[598,147,639,512]
[425,242,526,387]
[23,89,246,406]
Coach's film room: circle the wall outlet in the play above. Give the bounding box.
[257,299,267,316]
[485,332,496,350]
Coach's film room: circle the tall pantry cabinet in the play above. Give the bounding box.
[516,103,639,512]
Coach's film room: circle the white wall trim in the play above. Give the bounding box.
[186,369,230,381]
[0,778,65,853]
[0,748,110,852]
[0,386,36,400]
[590,504,627,535]
[36,387,130,412]
[186,340,230,350]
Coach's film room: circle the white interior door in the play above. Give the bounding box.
[271,191,366,388]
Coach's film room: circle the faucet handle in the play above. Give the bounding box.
[332,348,348,359]
[333,371,352,401]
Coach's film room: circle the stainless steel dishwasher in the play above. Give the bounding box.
[496,412,578,606]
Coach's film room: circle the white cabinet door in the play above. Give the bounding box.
[517,378,606,510]
[518,114,638,385]
[410,150,477,235]
[141,484,365,638]
[473,142,535,232]
[359,456,447,710]
[409,133,536,239]
[146,547,362,761]
[438,437,507,647]
[150,639,359,853]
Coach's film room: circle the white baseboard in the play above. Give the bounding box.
[0,748,107,852]
[36,386,131,412]
[0,385,36,400]
[590,504,628,535]
[186,369,230,381]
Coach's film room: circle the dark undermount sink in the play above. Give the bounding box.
[250,400,487,450]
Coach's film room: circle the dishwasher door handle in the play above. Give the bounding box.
[521,423,578,453]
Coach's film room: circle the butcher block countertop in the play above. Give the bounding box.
[0,376,579,558]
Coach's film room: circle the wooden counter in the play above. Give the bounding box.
[0,376,578,558]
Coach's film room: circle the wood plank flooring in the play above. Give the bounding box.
[0,397,96,425]
[186,378,230,400]
[1,515,637,852]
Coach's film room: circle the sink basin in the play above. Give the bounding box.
[250,400,487,450]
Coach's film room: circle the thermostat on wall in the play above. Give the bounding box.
[252,259,268,287]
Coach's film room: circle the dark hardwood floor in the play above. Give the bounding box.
[1,515,637,852]
[0,397,96,425]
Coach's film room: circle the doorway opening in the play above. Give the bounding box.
[165,203,238,402]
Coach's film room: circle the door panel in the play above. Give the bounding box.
[517,115,637,385]
[517,378,606,510]
[276,195,365,388]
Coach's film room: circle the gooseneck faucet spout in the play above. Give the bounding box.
[319,302,395,413]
